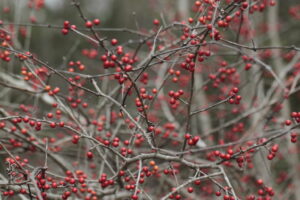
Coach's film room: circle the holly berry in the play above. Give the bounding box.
[85,21,93,28]
[93,18,101,25]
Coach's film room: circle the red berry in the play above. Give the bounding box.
[245,63,252,70]
[291,137,297,143]
[285,120,292,126]
[153,19,160,25]
[271,144,279,152]
[187,187,194,193]
[85,21,93,28]
[86,151,93,159]
[195,1,201,7]
[63,20,70,28]
[123,65,132,72]
[111,38,118,46]
[267,153,274,160]
[232,87,239,93]
[61,28,69,35]
[93,18,101,25]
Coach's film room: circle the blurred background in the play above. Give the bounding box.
[0,0,300,199]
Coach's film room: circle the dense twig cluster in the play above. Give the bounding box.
[0,0,300,199]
